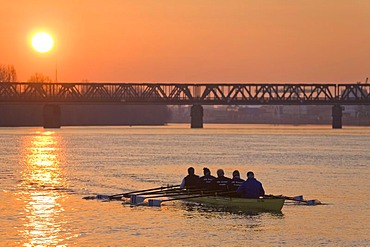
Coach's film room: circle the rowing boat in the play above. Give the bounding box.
[179,196,285,213]
[127,188,286,212]
[88,185,318,212]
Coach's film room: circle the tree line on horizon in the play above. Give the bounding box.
[0,64,89,83]
[0,65,17,82]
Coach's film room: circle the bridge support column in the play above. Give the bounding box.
[43,104,61,128]
[332,104,343,129]
[190,104,203,128]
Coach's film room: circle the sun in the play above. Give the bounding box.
[32,32,54,53]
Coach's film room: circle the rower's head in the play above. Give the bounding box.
[247,171,255,179]
[203,167,211,176]
[232,170,240,178]
[216,169,224,177]
[187,167,195,175]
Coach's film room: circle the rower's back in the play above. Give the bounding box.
[227,170,245,191]
[210,169,231,191]
[198,167,216,190]
[180,167,200,189]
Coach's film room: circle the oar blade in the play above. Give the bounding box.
[96,194,111,200]
[148,199,162,207]
[292,195,303,201]
[82,195,97,200]
[305,199,321,205]
[130,195,145,205]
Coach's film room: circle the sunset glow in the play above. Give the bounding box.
[1,1,370,82]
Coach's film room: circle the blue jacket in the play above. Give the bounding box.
[236,178,265,199]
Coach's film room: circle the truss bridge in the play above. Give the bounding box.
[0,82,369,128]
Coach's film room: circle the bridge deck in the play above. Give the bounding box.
[0,83,369,105]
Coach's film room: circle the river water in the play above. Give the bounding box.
[0,124,369,246]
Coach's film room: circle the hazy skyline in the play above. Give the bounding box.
[1,0,369,82]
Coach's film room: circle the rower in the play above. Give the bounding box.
[227,170,244,191]
[210,169,231,191]
[180,167,200,190]
[198,167,216,190]
[236,171,265,199]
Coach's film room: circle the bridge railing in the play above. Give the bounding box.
[0,82,369,105]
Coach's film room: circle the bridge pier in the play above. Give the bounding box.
[332,104,343,129]
[190,104,203,128]
[43,104,61,128]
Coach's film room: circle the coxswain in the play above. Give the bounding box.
[198,167,216,190]
[210,169,231,191]
[236,171,265,199]
[227,170,244,192]
[180,167,200,190]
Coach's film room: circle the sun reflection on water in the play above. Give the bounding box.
[18,131,67,247]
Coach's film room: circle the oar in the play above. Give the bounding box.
[127,190,194,205]
[130,187,185,196]
[267,194,321,205]
[138,189,220,199]
[82,184,180,200]
[128,189,224,205]
[145,190,234,207]
[108,184,182,200]
[135,187,208,197]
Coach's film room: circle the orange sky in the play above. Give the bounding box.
[1,0,369,83]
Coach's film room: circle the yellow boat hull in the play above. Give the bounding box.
[183,196,285,213]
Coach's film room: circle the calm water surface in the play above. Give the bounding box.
[0,124,369,246]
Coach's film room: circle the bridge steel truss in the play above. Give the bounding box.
[0,82,369,105]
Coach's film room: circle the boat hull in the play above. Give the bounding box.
[182,196,285,213]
